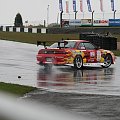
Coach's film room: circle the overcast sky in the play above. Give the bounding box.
[0,0,120,26]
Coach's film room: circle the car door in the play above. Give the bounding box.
[77,42,101,63]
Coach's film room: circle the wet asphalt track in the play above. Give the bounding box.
[0,39,120,96]
[1,40,120,120]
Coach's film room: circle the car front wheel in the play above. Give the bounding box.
[74,56,83,69]
[101,54,112,68]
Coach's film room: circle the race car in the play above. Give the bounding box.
[36,40,116,69]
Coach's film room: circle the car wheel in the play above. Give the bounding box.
[74,56,83,69]
[101,54,112,68]
[44,64,52,69]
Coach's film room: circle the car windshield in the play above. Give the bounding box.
[50,41,76,48]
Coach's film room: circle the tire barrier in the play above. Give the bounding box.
[80,32,117,50]
[0,26,47,34]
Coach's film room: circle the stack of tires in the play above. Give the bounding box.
[80,32,117,50]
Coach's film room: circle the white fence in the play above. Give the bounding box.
[0,26,47,34]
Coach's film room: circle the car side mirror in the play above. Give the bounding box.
[96,46,101,50]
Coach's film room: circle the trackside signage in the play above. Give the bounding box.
[94,20,109,26]
[69,19,81,26]
[81,19,92,26]
[109,19,120,26]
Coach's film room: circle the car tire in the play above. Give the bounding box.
[74,56,83,69]
[44,64,52,69]
[101,54,112,68]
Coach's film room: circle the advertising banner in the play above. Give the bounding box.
[80,0,83,12]
[109,19,120,26]
[59,0,63,11]
[94,20,109,26]
[69,19,81,26]
[66,1,69,13]
[73,0,76,12]
[100,0,103,12]
[111,0,114,11]
[81,19,92,26]
[86,0,92,12]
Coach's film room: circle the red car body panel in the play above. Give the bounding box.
[36,40,116,68]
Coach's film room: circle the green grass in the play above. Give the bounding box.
[0,31,120,56]
[112,50,120,56]
[0,31,79,44]
[0,82,37,96]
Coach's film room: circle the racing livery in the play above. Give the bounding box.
[36,40,116,69]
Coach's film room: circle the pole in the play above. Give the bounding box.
[47,5,49,27]
[60,11,63,28]
[114,10,116,19]
[83,12,84,19]
[92,10,94,31]
[102,11,104,19]
[57,13,59,25]
[75,11,77,19]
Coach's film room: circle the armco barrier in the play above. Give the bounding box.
[80,33,117,50]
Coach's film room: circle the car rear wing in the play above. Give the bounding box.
[58,40,68,48]
[37,41,47,49]
[37,40,68,49]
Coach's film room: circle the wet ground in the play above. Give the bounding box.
[0,40,120,120]
[0,40,120,96]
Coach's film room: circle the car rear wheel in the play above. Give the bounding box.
[74,56,83,69]
[44,64,52,69]
[101,54,112,68]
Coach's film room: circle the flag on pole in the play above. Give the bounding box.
[100,0,103,12]
[66,1,69,13]
[86,0,92,12]
[111,0,114,11]
[73,0,76,12]
[59,0,63,11]
[80,0,83,12]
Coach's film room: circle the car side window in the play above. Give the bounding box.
[83,42,95,50]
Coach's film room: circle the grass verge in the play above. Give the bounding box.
[0,31,79,44]
[112,50,120,56]
[0,82,37,96]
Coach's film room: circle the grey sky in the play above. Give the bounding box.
[0,0,120,26]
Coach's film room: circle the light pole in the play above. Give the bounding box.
[114,10,116,19]
[47,5,49,27]
[57,13,59,25]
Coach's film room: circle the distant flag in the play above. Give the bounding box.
[66,1,69,13]
[80,0,83,12]
[111,0,114,11]
[59,0,63,11]
[100,0,103,12]
[86,0,92,12]
[73,0,76,12]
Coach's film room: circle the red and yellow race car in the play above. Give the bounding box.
[36,40,116,69]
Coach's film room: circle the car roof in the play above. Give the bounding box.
[64,40,89,42]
